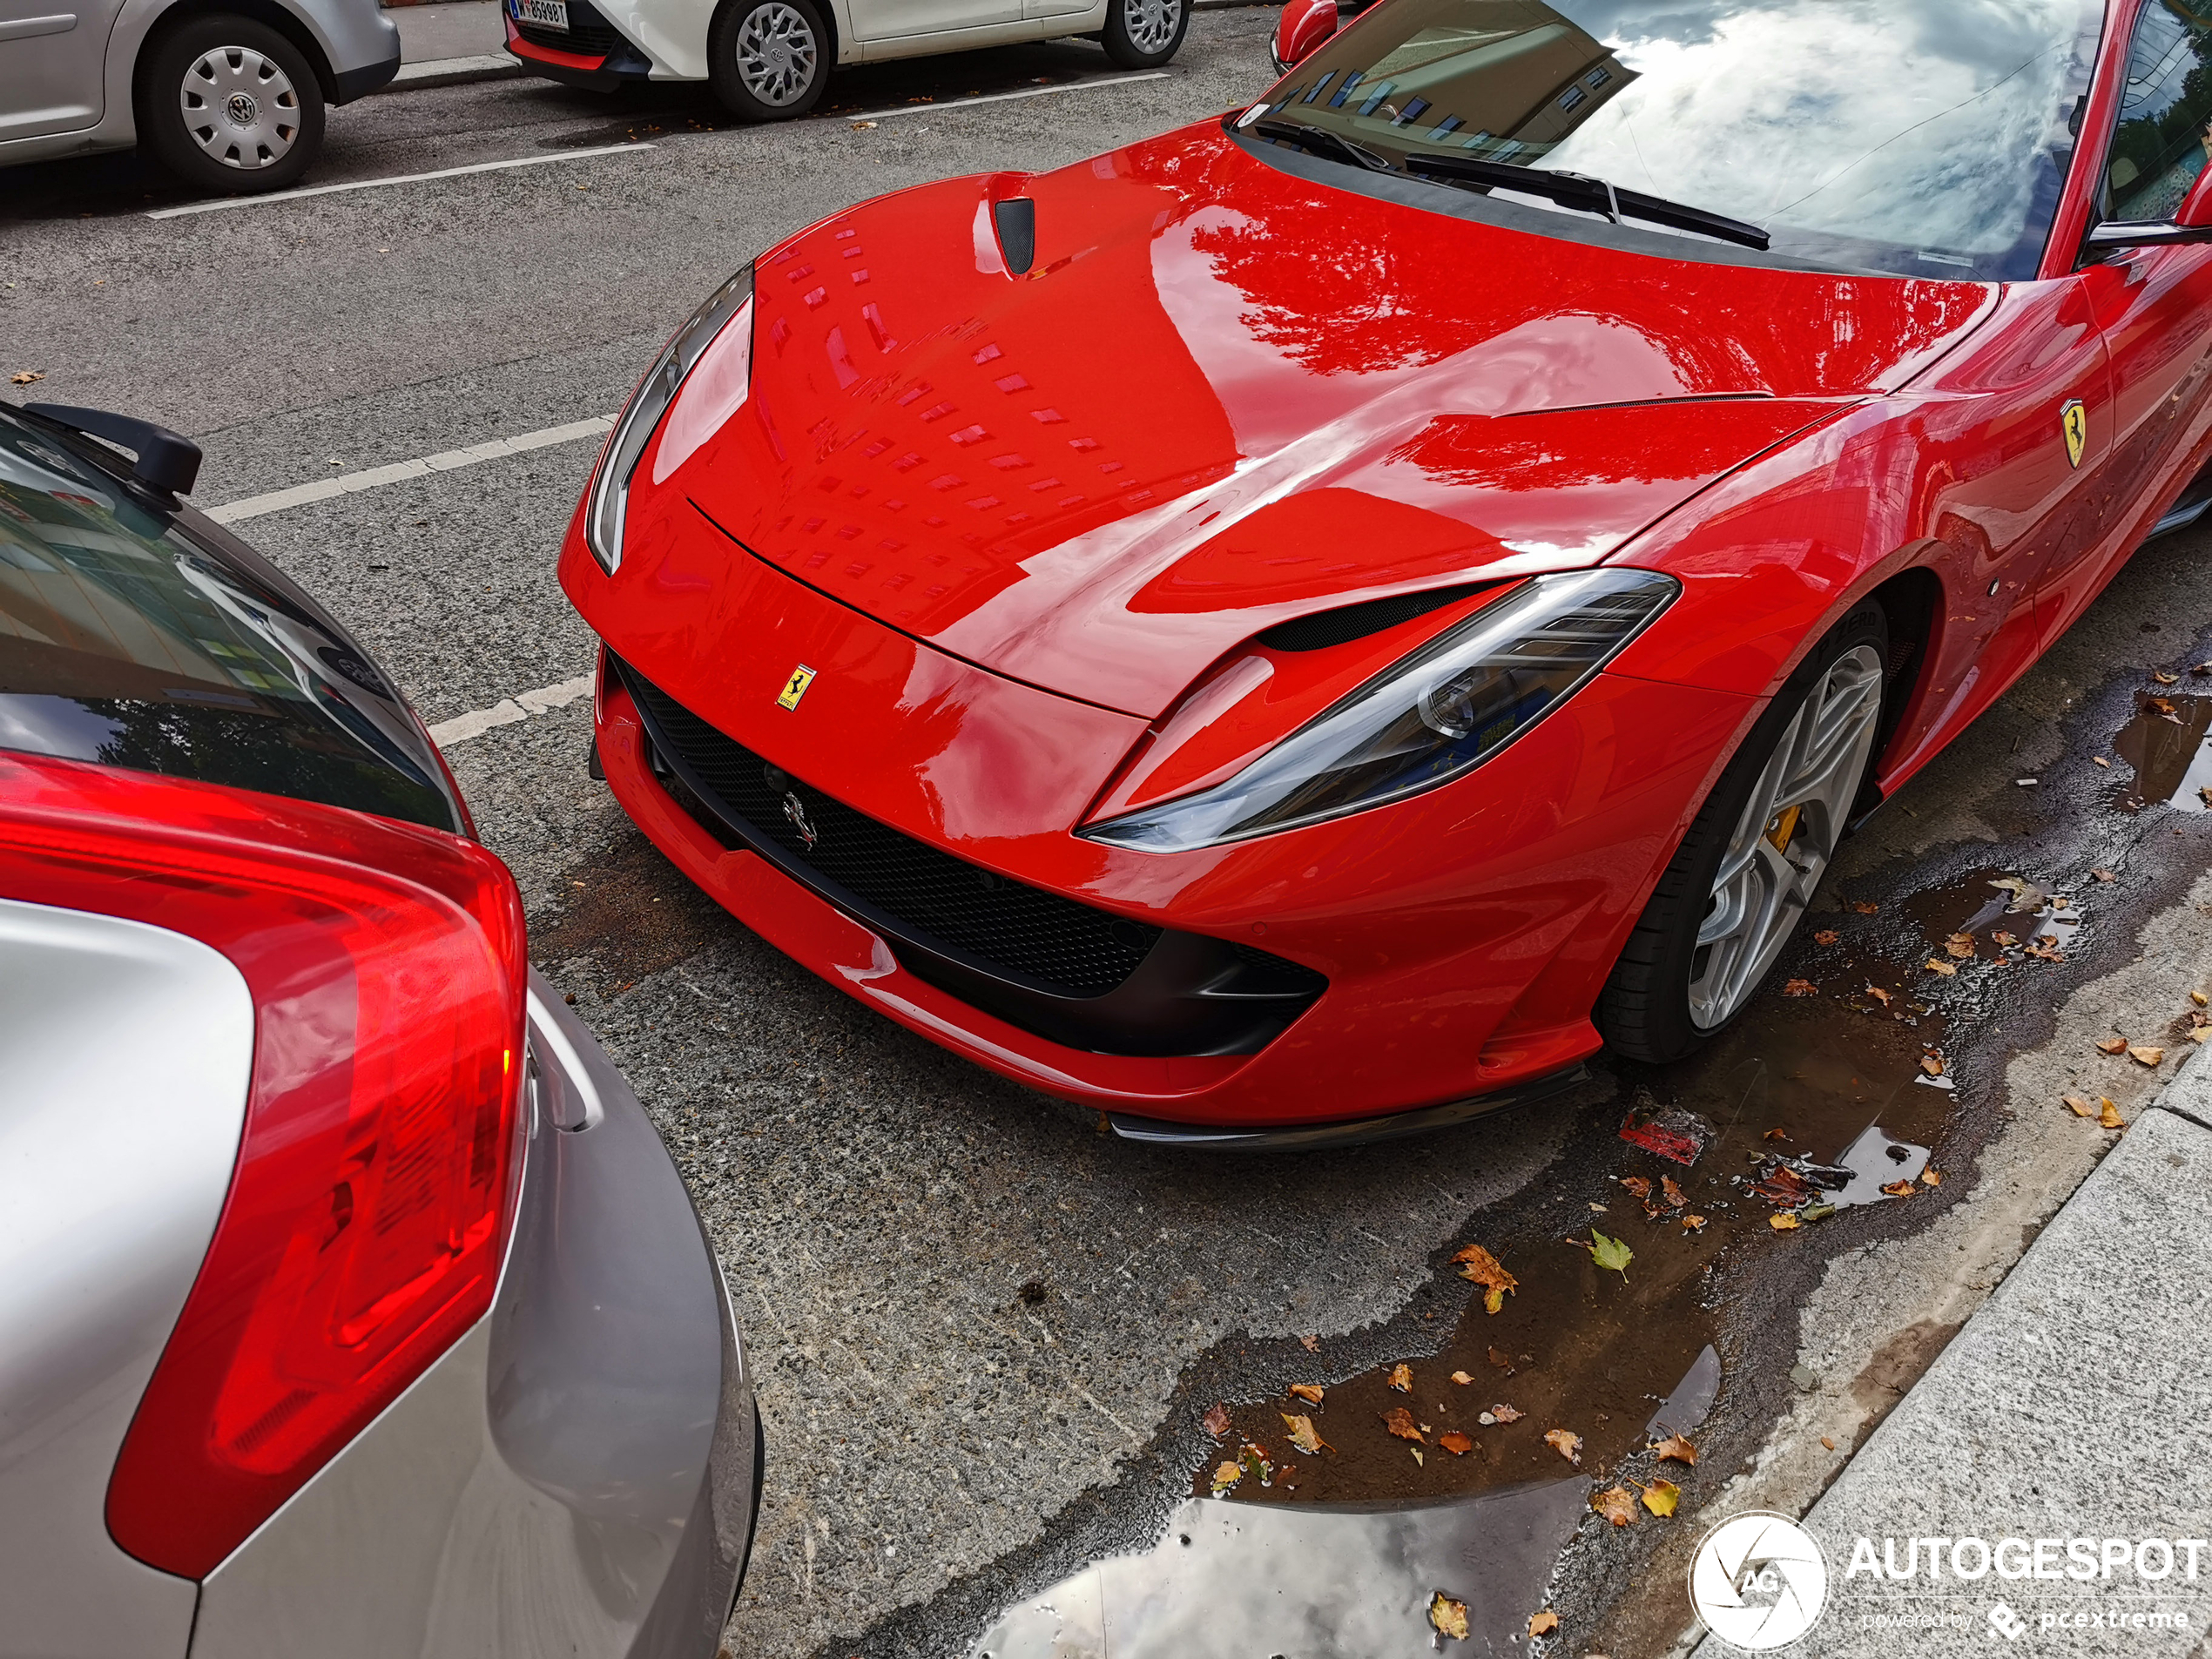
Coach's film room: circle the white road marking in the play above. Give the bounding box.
[838,70,1170,124]
[206,415,613,524]
[429,672,594,748]
[146,143,654,219]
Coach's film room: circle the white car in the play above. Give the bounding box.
[502,0,1188,118]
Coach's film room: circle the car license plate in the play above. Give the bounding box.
[512,0,569,30]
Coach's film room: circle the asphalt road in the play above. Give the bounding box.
[10,12,2212,1656]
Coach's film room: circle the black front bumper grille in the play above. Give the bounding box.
[611,657,1326,1056]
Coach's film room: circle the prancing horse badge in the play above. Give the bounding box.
[777,664,817,710]
[2061,398,2087,469]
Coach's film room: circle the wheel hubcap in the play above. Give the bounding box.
[179,46,299,170]
[736,3,818,105]
[1123,0,1182,52]
[1688,643,1886,1029]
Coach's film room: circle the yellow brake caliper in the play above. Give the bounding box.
[1764,804,1803,853]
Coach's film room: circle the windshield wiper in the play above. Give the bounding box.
[1399,152,1770,252]
[1251,118,1393,174]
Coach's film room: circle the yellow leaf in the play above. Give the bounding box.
[1279,1412,1331,1456]
[1770,1212,1802,1231]
[2129,1045,2166,1067]
[1210,1460,1242,1495]
[1921,1168,1942,1186]
[1946,933,1977,958]
[1430,1593,1469,1640]
[2096,1036,2129,1055]
[1528,1609,1560,1636]
[1450,1370,1475,1385]
[1453,1244,1517,1310]
[2099,1098,2126,1129]
[2194,990,2209,1008]
[1485,1285,1506,1315]
[1408,1446,1423,1465]
[1289,1383,1324,1406]
[1543,1427,1581,1465]
[1591,1485,1638,1526]
[1652,1433,1697,1465]
[2063,1094,2099,1117]
[1388,1364,1413,1393]
[1642,1478,1682,1517]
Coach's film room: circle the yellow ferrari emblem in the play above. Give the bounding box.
[776,664,817,710]
[2061,398,2087,469]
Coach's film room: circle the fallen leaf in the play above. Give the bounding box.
[2096,1036,2130,1055]
[1238,1443,1273,1486]
[1822,1435,1838,1450]
[1280,1412,1331,1455]
[1588,1230,1633,1278]
[1619,1174,1652,1198]
[2197,664,2212,677]
[1850,900,1880,914]
[1990,876,2044,912]
[1202,1403,1231,1439]
[1783,978,1819,997]
[1491,1402,1525,1422]
[2195,990,2209,1008]
[10,370,44,386]
[1592,1485,1638,1526]
[1865,984,1894,1005]
[1588,1202,1609,1212]
[2155,670,2182,685]
[1389,1363,1413,1393]
[2130,1045,2166,1067]
[1383,1406,1425,1442]
[1210,1460,1242,1494]
[1770,1212,1802,1231]
[1880,1179,1918,1197]
[2194,1025,2212,1043]
[1946,933,1977,958]
[2064,1095,2100,1117]
[1642,1479,1682,1517]
[1661,1175,1688,1208]
[2093,869,2118,883]
[1993,930,2020,948]
[1408,1446,1424,1465]
[2094,755,2112,766]
[1299,1333,1319,1353]
[1925,958,1958,976]
[1764,1127,1790,1141]
[1543,1427,1582,1465]
[1450,1370,1474,1385]
[850,118,880,130]
[1921,1167,1942,1187]
[1528,1609,1561,1637]
[1438,1430,1474,1456]
[1453,1244,1518,1314]
[1683,1213,1709,1231]
[1430,1592,1469,1641]
[1919,1052,1946,1076]
[2023,939,2066,963]
[2100,1098,2127,1130]
[1289,1383,1324,1406]
[1653,1433,1698,1465]
[1487,1345,1514,1370]
[1814,928,1840,945]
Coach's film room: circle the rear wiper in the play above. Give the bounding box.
[1399,152,1770,251]
[1251,118,1392,173]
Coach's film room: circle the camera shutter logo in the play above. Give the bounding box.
[1688,1512,1829,1650]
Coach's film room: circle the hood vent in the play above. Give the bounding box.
[1257,583,1487,652]
[992,198,1036,276]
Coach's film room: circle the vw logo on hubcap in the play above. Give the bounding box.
[226,91,258,125]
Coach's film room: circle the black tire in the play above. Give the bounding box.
[1101,0,1189,68]
[707,0,831,121]
[138,15,325,194]
[1596,602,1891,1064]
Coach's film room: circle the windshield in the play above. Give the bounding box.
[1256,0,2104,279]
[0,411,463,833]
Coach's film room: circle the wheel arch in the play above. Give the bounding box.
[135,0,341,104]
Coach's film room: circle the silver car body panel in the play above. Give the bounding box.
[0,0,396,166]
[190,969,756,1659]
[0,898,250,1659]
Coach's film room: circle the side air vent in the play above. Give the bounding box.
[992,198,1036,276]
[1256,583,1487,652]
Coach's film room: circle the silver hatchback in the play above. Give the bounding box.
[0,401,759,1657]
[0,0,398,191]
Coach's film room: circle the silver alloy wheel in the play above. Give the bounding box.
[1687,643,1885,1029]
[179,45,300,171]
[1122,0,1183,53]
[734,3,819,106]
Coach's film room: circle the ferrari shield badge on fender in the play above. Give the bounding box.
[777,664,817,710]
[2061,399,2087,469]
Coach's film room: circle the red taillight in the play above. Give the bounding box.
[0,753,527,1578]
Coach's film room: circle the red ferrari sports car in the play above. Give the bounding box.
[562,0,2212,1143]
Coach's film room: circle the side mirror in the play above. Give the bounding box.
[2085,163,2212,253]
[2178,165,2212,228]
[1272,0,1338,73]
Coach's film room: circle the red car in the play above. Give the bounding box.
[561,0,2212,1144]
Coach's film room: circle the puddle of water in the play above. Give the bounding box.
[2113,690,2212,812]
[970,1479,1588,1659]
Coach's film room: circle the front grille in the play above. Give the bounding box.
[515,0,624,55]
[618,662,1162,997]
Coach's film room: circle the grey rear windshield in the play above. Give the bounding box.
[1258,0,2104,280]
[0,413,462,833]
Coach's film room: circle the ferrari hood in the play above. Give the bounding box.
[678,124,1994,719]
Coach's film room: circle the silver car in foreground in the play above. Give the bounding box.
[0,0,398,190]
[0,401,759,1657]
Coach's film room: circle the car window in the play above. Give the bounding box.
[1255,0,2104,280]
[2106,0,2212,222]
[0,413,463,833]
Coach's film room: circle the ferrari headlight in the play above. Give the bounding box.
[1082,570,1679,854]
[583,265,754,573]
